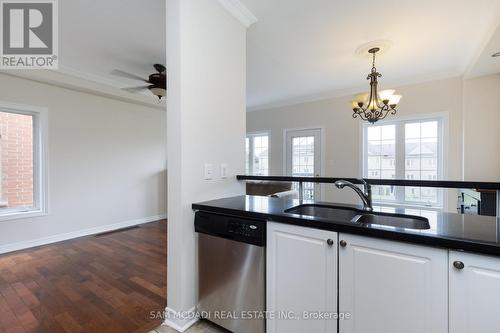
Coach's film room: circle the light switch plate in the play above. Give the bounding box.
[220,163,228,178]
[204,163,213,180]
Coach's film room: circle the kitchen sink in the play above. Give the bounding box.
[285,204,361,221]
[285,204,430,230]
[350,212,430,230]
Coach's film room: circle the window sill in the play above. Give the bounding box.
[0,209,48,222]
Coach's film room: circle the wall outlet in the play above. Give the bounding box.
[204,163,213,180]
[220,163,228,178]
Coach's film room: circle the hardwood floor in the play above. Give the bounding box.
[0,220,167,333]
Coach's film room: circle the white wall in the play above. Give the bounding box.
[0,73,167,252]
[247,77,464,209]
[166,0,247,330]
[463,74,500,180]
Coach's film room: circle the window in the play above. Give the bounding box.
[291,136,315,177]
[285,128,322,200]
[363,117,443,208]
[0,103,47,220]
[246,133,269,176]
[365,124,396,201]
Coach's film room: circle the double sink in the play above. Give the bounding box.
[285,204,430,230]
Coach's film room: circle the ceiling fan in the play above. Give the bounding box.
[111,64,166,101]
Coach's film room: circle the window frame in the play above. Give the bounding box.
[361,114,446,209]
[246,131,270,176]
[0,101,48,222]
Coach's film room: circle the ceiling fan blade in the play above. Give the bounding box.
[111,69,148,82]
[122,86,150,93]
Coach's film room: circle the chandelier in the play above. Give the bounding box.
[351,47,401,123]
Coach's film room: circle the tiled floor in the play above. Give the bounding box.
[152,320,228,333]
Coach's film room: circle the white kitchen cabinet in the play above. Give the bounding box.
[449,250,500,333]
[338,233,448,333]
[266,222,337,333]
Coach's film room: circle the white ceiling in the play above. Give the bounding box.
[59,0,166,90]
[242,0,500,110]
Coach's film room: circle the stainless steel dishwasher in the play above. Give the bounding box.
[195,211,265,333]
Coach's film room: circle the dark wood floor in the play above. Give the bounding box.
[0,220,167,333]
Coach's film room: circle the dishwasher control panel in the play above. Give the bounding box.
[195,211,266,246]
[228,220,260,237]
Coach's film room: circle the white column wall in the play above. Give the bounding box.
[165,0,248,330]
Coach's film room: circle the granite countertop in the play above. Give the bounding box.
[192,195,500,257]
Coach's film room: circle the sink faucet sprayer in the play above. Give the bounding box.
[335,179,373,212]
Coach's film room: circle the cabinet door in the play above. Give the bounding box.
[450,250,500,333]
[267,222,337,333]
[339,233,448,333]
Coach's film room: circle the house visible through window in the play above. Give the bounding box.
[363,117,443,208]
[0,106,46,220]
[246,133,269,176]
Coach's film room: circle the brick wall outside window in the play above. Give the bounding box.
[0,111,34,209]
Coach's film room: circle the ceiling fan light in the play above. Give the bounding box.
[378,89,395,102]
[150,87,167,98]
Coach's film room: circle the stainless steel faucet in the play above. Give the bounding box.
[335,179,373,212]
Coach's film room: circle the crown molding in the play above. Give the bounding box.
[218,0,257,28]
[464,13,500,79]
[247,70,463,113]
[0,66,165,110]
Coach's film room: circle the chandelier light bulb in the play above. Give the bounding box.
[378,89,395,103]
[388,94,402,106]
[368,100,377,111]
[354,92,368,105]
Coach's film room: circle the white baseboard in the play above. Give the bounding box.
[163,306,198,332]
[0,214,167,255]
